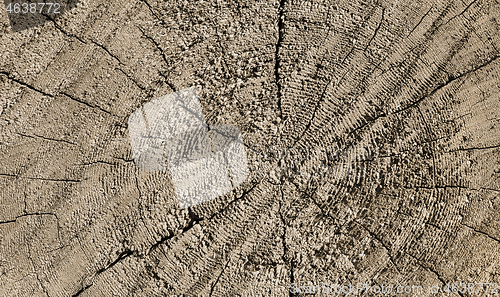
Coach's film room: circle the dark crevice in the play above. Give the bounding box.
[482,187,500,194]
[181,208,203,234]
[0,173,84,183]
[90,40,122,65]
[59,91,114,116]
[0,72,54,98]
[354,221,402,275]
[33,133,76,145]
[0,213,62,246]
[208,256,231,297]
[45,27,148,98]
[81,160,118,166]
[0,71,116,117]
[275,0,286,121]
[42,13,87,44]
[17,132,76,146]
[394,54,500,116]
[113,156,135,163]
[447,143,500,153]
[148,181,259,255]
[148,232,176,255]
[461,223,500,245]
[408,6,433,38]
[41,17,152,97]
[278,188,295,297]
[96,249,133,275]
[134,25,177,92]
[287,179,338,226]
[1,213,49,225]
[71,284,93,297]
[217,181,261,220]
[115,67,147,90]
[302,54,500,160]
[291,21,497,153]
[364,8,385,52]
[148,209,203,254]
[138,0,164,25]
[405,252,465,297]
[26,240,51,297]
[438,0,478,29]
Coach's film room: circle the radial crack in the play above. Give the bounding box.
[96,249,133,275]
[0,173,84,183]
[71,284,93,297]
[275,0,286,121]
[408,6,433,38]
[354,221,402,275]
[364,8,385,52]
[16,132,77,146]
[461,223,500,245]
[278,188,295,297]
[209,255,232,297]
[60,91,114,116]
[0,72,54,98]
[41,13,87,44]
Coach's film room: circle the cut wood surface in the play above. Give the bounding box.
[1,0,500,296]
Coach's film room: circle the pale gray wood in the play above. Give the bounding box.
[1,0,500,296]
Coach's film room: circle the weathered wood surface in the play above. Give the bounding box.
[1,0,500,296]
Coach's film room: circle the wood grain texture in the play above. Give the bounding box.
[1,0,499,296]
